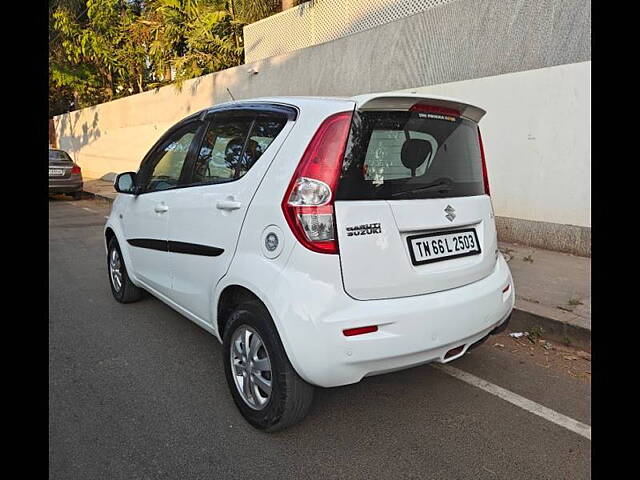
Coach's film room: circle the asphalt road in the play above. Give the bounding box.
[49,196,591,480]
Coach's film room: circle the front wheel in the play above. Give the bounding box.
[107,237,143,303]
[223,301,314,432]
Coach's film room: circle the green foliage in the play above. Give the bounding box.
[49,0,282,116]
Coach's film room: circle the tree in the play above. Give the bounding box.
[49,0,284,116]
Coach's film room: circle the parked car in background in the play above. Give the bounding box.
[104,93,514,432]
[49,148,83,199]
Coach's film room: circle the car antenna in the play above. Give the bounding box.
[226,88,235,101]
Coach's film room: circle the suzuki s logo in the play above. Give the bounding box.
[444,205,456,222]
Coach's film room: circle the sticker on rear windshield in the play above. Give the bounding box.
[419,112,457,122]
[346,223,382,237]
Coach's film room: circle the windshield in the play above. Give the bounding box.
[336,110,485,200]
[49,150,72,163]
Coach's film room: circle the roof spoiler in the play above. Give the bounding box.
[353,93,486,123]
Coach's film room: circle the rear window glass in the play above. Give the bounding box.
[49,150,71,162]
[336,111,484,200]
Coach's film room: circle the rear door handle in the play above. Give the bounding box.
[216,200,242,211]
[154,204,169,213]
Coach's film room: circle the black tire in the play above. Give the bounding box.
[71,191,82,200]
[107,237,143,303]
[222,301,314,432]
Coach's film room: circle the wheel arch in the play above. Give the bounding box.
[214,281,313,385]
[104,223,141,287]
[216,284,268,341]
[105,226,116,250]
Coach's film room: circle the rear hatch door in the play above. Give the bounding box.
[334,95,498,300]
[49,150,74,179]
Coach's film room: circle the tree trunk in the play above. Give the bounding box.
[281,1,297,11]
[49,119,57,148]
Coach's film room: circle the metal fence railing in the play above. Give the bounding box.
[243,0,455,63]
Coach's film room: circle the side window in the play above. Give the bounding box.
[246,115,287,162]
[192,117,254,184]
[144,122,200,192]
[191,113,287,185]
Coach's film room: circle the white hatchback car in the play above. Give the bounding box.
[105,93,514,431]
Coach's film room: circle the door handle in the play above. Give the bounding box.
[154,204,169,213]
[216,199,242,211]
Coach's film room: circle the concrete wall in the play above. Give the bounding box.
[54,0,590,254]
[55,77,216,180]
[403,62,591,229]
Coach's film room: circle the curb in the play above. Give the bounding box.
[510,306,591,350]
[83,189,115,205]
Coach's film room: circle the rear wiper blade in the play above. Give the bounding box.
[390,178,453,198]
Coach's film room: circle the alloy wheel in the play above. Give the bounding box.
[230,325,273,410]
[109,248,123,292]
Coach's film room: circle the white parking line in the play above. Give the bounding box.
[82,207,97,213]
[433,364,591,440]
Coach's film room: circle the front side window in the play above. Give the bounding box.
[144,123,200,192]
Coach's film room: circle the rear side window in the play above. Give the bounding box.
[337,111,484,200]
[191,113,287,185]
[192,117,254,184]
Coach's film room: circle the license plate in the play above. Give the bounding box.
[406,228,481,266]
[49,168,64,177]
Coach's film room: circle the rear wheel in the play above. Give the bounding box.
[71,191,82,200]
[107,237,143,303]
[223,301,314,432]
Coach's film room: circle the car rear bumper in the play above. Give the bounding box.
[49,178,83,194]
[279,254,514,388]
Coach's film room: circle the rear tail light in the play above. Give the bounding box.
[282,111,353,254]
[478,129,490,196]
[71,163,81,175]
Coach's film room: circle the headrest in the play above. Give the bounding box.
[225,137,262,165]
[225,137,246,163]
[401,138,433,174]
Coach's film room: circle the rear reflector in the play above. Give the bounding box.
[444,345,465,359]
[343,325,378,337]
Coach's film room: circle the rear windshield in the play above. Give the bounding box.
[49,150,71,163]
[336,111,484,200]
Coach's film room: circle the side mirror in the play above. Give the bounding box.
[114,172,137,194]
